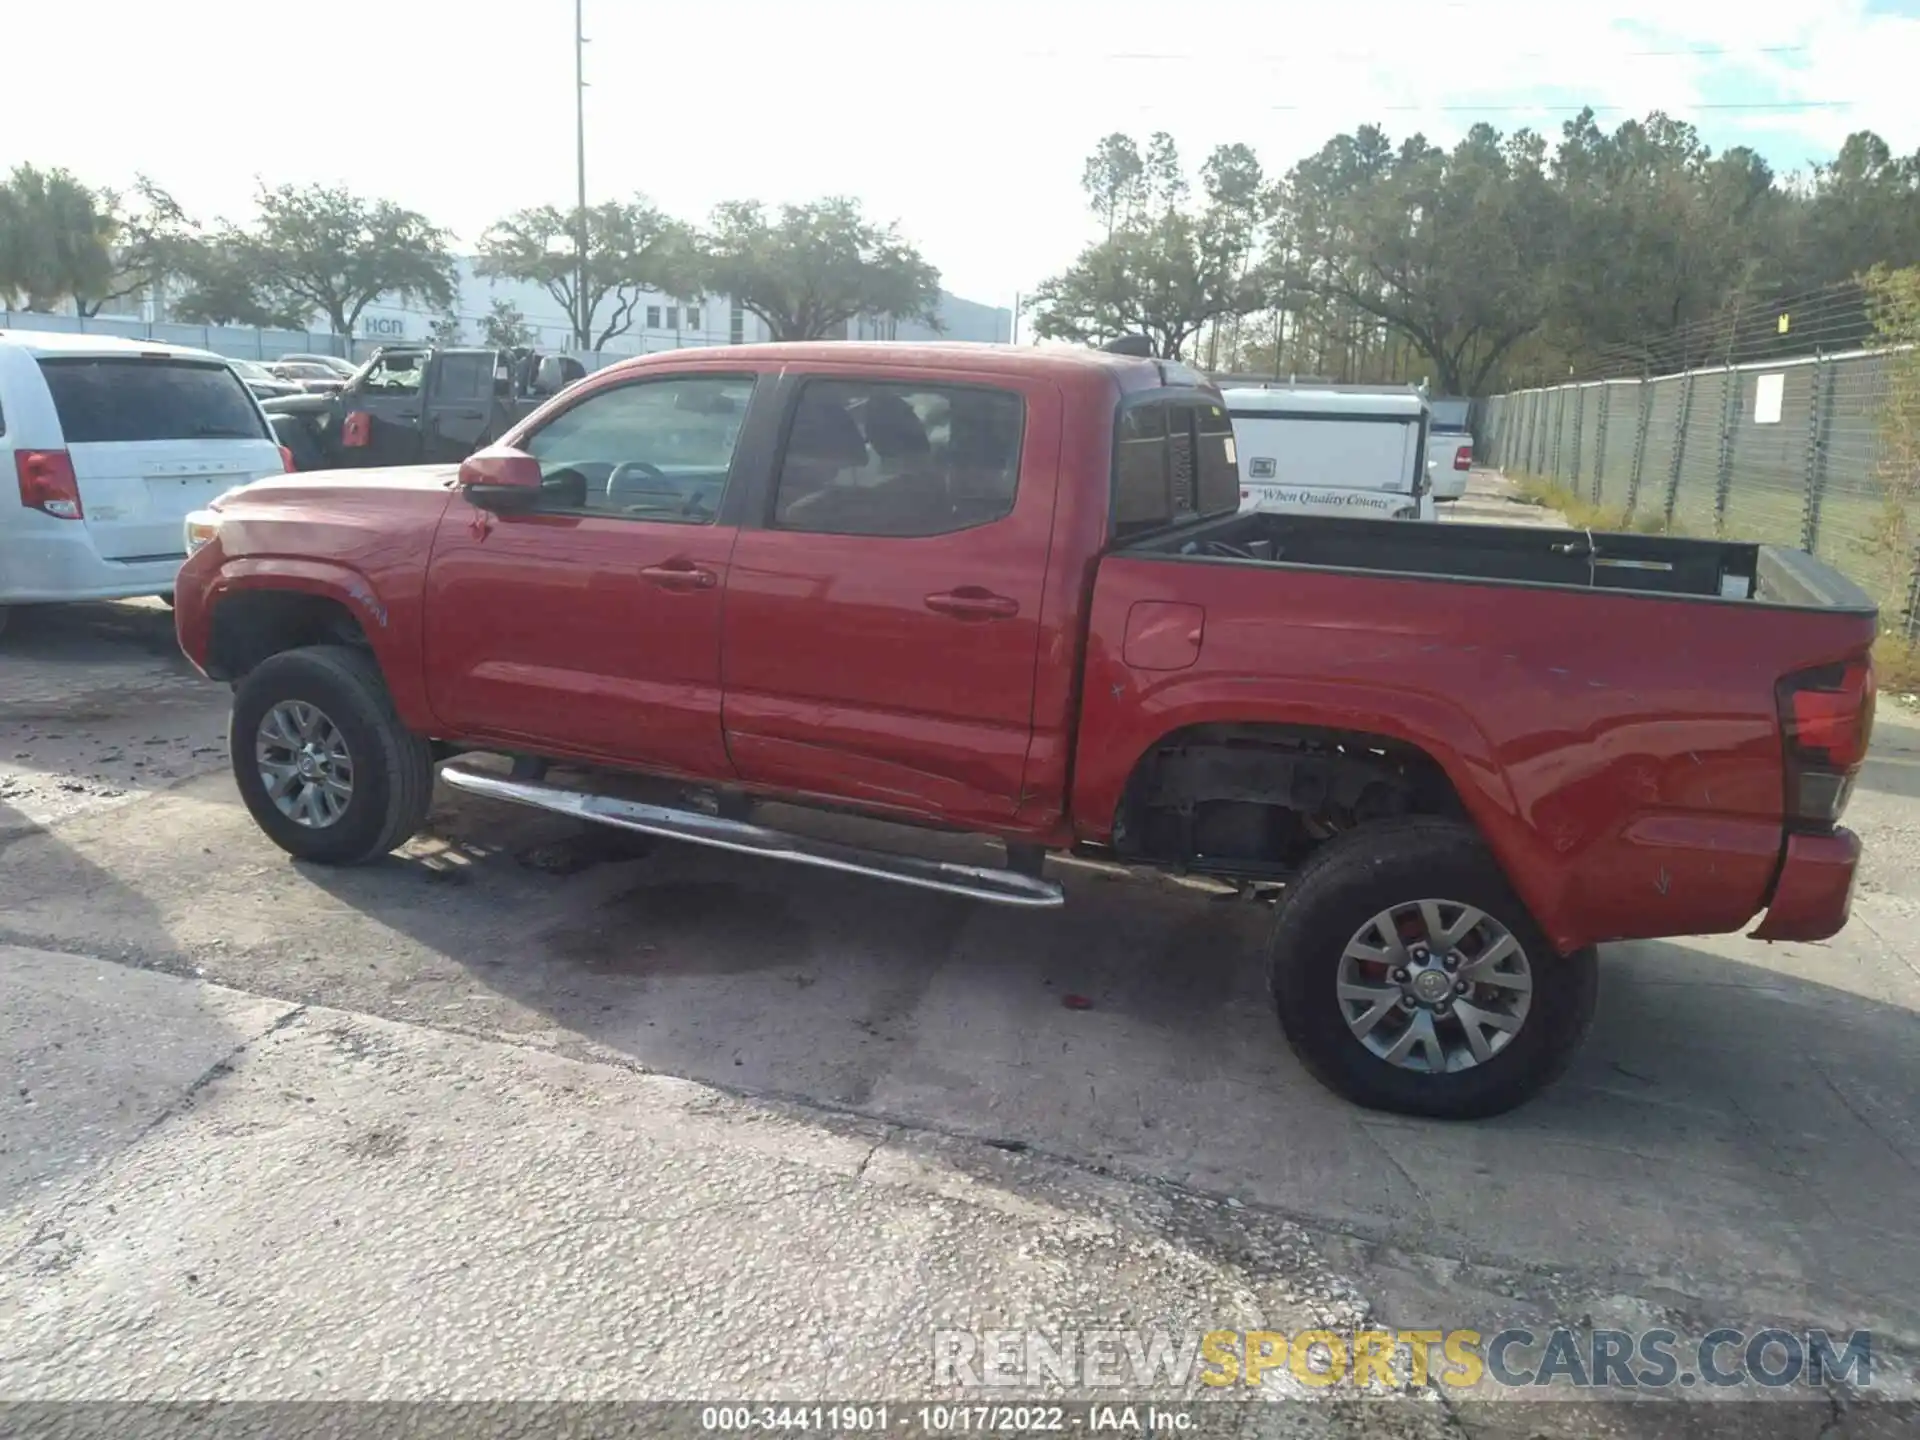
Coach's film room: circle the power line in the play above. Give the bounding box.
[1262,100,1854,114]
[1028,43,1813,63]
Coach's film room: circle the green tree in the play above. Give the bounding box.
[428,309,465,345]
[169,234,313,329]
[73,177,198,318]
[1543,110,1776,373]
[1274,123,1562,393]
[1029,208,1265,359]
[480,298,536,349]
[1144,131,1188,215]
[1037,134,1271,361]
[477,198,693,350]
[241,183,455,338]
[1081,133,1146,238]
[0,164,114,311]
[697,198,942,342]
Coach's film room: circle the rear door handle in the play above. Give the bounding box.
[639,561,718,591]
[925,587,1019,620]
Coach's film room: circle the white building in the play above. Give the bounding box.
[352,259,1011,356]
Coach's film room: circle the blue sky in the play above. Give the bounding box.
[2,0,1915,308]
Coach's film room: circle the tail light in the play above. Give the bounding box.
[1453,445,1472,471]
[341,410,372,448]
[15,449,83,519]
[279,445,296,473]
[1776,657,1875,828]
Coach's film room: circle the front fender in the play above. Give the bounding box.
[198,556,437,735]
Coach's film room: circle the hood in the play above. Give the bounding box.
[213,463,463,513]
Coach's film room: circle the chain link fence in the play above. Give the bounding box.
[1483,349,1920,639]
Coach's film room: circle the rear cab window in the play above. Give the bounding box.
[1111,392,1239,541]
[36,357,269,443]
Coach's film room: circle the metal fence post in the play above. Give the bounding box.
[1552,390,1567,482]
[1569,386,1585,494]
[1591,386,1611,504]
[1801,356,1834,553]
[1626,380,1653,513]
[1530,391,1545,475]
[1663,370,1696,528]
[1713,364,1739,534]
[1905,546,1920,643]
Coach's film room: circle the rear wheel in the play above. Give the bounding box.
[230,645,435,865]
[1267,817,1597,1119]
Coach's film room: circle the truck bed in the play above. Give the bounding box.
[1076,510,1877,956]
[1125,511,1875,612]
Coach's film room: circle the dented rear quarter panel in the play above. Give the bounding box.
[1074,554,1877,955]
[173,466,461,734]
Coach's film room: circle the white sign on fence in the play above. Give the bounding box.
[1754,372,1785,424]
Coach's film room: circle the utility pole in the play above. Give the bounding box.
[574,0,590,352]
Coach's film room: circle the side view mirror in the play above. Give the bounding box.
[458,446,543,512]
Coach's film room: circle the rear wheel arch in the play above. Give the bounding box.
[1108,721,1472,871]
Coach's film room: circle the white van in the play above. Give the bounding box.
[0,332,287,632]
[1223,384,1434,522]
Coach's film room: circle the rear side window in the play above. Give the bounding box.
[771,379,1025,538]
[37,358,267,443]
[433,352,492,403]
[1112,395,1237,540]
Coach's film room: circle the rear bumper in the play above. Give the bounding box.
[0,530,185,604]
[1749,828,1861,942]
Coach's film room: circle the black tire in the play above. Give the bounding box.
[1267,817,1597,1119]
[229,644,436,865]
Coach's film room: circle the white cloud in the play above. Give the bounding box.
[0,0,1912,305]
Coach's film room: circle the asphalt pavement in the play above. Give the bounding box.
[3,472,1917,1435]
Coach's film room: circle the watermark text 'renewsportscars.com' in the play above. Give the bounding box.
[933,1327,1878,1391]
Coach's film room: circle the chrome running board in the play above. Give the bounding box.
[438,764,1065,909]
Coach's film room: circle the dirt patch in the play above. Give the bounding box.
[538,879,811,976]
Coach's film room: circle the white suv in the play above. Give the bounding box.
[0,331,287,633]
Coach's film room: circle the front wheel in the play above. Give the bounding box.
[229,645,436,865]
[1267,817,1597,1119]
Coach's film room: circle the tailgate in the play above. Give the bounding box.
[36,355,284,561]
[68,440,283,560]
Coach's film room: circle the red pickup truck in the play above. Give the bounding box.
[173,342,1877,1119]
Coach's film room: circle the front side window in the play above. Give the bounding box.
[771,379,1024,538]
[38,358,268,443]
[522,374,753,523]
[359,351,426,394]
